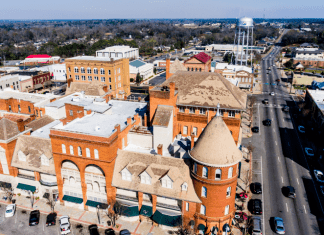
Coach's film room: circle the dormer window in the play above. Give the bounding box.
[40,154,49,166]
[161,175,173,189]
[121,168,132,181]
[181,182,188,191]
[18,150,26,162]
[140,171,151,185]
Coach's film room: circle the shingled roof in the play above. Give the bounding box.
[25,115,55,132]
[152,105,173,127]
[0,118,20,140]
[186,52,211,64]
[157,71,247,110]
[66,81,109,96]
[169,59,187,74]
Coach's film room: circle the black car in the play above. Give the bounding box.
[251,127,259,133]
[251,199,262,215]
[29,210,40,226]
[251,182,262,194]
[46,212,57,226]
[89,224,100,235]
[263,119,271,126]
[284,186,296,198]
[263,99,269,105]
[105,228,116,235]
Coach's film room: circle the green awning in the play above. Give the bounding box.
[62,195,83,204]
[140,205,153,217]
[152,210,182,227]
[16,183,36,192]
[86,200,108,209]
[116,204,139,217]
[198,224,206,231]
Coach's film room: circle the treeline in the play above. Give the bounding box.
[281,30,324,49]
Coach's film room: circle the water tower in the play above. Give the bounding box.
[233,17,254,66]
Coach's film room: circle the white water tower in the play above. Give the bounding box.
[233,17,254,66]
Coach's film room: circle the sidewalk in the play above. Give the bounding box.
[0,192,169,235]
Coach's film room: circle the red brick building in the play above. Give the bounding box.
[184,52,212,72]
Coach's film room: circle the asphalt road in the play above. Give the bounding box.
[250,46,323,234]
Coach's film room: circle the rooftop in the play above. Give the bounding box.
[186,52,211,64]
[31,120,61,139]
[26,115,55,132]
[129,60,146,68]
[0,118,20,140]
[26,54,51,59]
[152,105,173,127]
[308,90,324,112]
[96,45,137,53]
[66,56,115,62]
[65,81,109,97]
[0,90,56,107]
[169,59,187,74]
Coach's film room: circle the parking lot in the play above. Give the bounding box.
[0,204,107,235]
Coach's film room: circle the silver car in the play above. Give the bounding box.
[274,217,285,234]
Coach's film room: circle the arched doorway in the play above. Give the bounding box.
[222,223,230,235]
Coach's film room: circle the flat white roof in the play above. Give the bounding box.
[308,90,324,111]
[0,90,56,105]
[96,45,138,53]
[67,56,115,62]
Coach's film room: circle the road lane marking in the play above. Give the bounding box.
[275,141,277,145]
[286,203,288,212]
[273,129,275,133]
[281,176,284,183]
[297,178,299,185]
[304,205,307,214]
[278,157,280,162]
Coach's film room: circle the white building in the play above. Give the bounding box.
[96,46,139,60]
[0,75,20,91]
[129,60,154,80]
[31,64,67,81]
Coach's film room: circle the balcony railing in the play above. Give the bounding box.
[39,179,57,187]
[17,174,35,181]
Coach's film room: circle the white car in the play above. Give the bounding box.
[298,126,305,133]
[305,147,314,157]
[270,92,275,96]
[59,216,71,234]
[5,204,16,217]
[314,170,324,183]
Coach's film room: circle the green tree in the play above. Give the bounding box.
[284,59,293,69]
[223,53,235,64]
[136,72,142,85]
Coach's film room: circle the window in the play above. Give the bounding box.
[101,77,106,82]
[18,105,21,113]
[109,77,111,83]
[74,67,79,73]
[81,67,85,73]
[226,187,231,197]
[185,202,189,211]
[195,68,197,71]
[141,172,151,185]
[108,70,111,75]
[118,83,121,88]
[94,76,98,81]
[109,85,112,90]
[70,110,73,116]
[40,110,42,117]
[161,176,173,189]
[183,126,188,135]
[219,109,224,116]
[118,68,120,73]
[202,167,208,178]
[75,75,79,80]
[193,127,198,136]
[215,169,222,180]
[9,105,11,112]
[81,76,86,81]
[78,146,82,156]
[36,110,38,117]
[86,148,90,157]
[199,68,202,72]
[69,145,74,155]
[182,182,188,191]
[201,186,207,197]
[228,167,233,178]
[189,107,195,113]
[87,68,91,74]
[179,107,185,112]
[121,168,132,181]
[100,68,105,75]
[118,75,121,81]
[194,163,197,174]
[200,108,206,114]
[187,67,190,71]
[41,155,49,166]
[28,106,31,113]
[94,149,99,159]
[62,144,66,154]
[200,205,206,215]
[88,76,92,81]
[18,151,26,162]
[225,205,229,215]
[228,110,235,117]
[94,68,98,74]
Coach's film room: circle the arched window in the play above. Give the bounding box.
[78,146,82,156]
[215,169,222,180]
[202,167,208,178]
[93,181,100,192]
[100,68,105,75]
[194,163,197,174]
[94,68,98,74]
[87,67,91,74]
[69,145,74,155]
[228,167,233,178]
[62,144,66,154]
[201,186,207,197]
[191,68,193,71]
[69,176,75,185]
[200,205,206,215]
[94,149,99,159]
[74,67,79,73]
[225,205,230,215]
[226,186,231,197]
[86,148,90,157]
[80,67,85,73]
[108,70,111,75]
[195,68,198,71]
[199,68,202,72]
[187,67,190,71]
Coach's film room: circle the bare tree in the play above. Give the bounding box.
[105,200,124,227]
[1,186,14,203]
[176,224,194,235]
[45,193,56,212]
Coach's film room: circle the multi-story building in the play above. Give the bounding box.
[96,46,139,60]
[65,56,130,98]
[20,54,61,65]
[129,60,154,80]
[184,52,212,72]
[0,74,21,91]
[10,71,52,91]
[32,64,67,81]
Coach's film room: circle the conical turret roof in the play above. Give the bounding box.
[190,116,242,167]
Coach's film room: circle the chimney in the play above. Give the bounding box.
[166,56,171,80]
[169,82,175,96]
[138,96,141,101]
[16,119,25,132]
[157,144,163,155]
[127,116,132,125]
[124,95,127,100]
[191,133,195,150]
[144,113,147,127]
[114,124,121,133]
[67,78,72,88]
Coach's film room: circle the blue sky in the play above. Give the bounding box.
[0,0,323,19]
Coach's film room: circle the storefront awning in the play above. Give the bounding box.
[0,181,12,189]
[62,195,83,204]
[152,210,182,227]
[86,200,108,209]
[198,224,206,231]
[116,203,139,217]
[16,183,36,192]
[140,204,153,217]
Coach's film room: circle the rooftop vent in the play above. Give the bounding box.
[95,126,100,131]
[161,86,169,91]
[72,97,80,102]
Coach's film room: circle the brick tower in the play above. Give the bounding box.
[189,104,242,235]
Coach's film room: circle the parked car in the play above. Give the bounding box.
[320,185,324,196]
[305,147,315,157]
[59,216,71,234]
[249,216,262,235]
[251,127,259,133]
[105,228,116,235]
[283,186,296,198]
[263,99,269,105]
[251,199,262,215]
[251,182,262,194]
[273,217,285,234]
[120,229,131,235]
[298,126,305,133]
[5,204,16,218]
[46,212,57,226]
[89,224,100,235]
[270,92,275,96]
[314,170,324,183]
[263,119,271,126]
[29,210,40,226]
[282,106,289,112]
